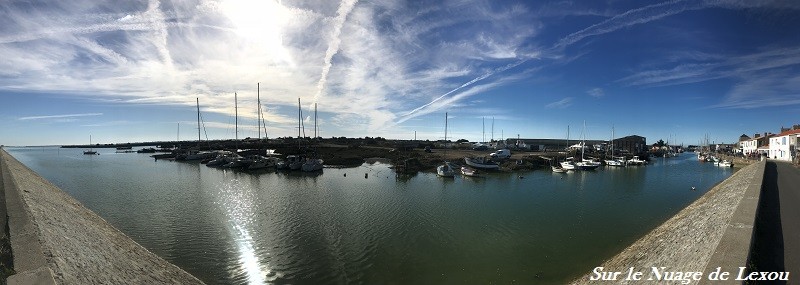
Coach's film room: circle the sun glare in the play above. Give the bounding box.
[221,0,294,65]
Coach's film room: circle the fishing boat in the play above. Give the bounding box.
[83,135,98,155]
[463,156,500,170]
[461,166,478,177]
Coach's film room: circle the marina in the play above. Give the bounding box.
[6,146,734,284]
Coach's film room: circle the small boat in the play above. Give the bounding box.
[437,162,456,177]
[552,166,567,173]
[560,160,576,170]
[83,135,98,155]
[137,147,157,153]
[628,156,647,165]
[206,152,237,167]
[283,155,304,170]
[461,166,478,177]
[717,160,733,167]
[605,159,625,167]
[575,160,600,170]
[248,156,280,170]
[464,156,500,170]
[301,158,324,172]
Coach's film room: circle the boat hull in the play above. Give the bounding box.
[464,157,499,170]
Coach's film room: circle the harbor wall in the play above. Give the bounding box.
[0,149,204,285]
[571,160,766,284]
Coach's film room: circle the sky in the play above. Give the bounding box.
[1,0,799,146]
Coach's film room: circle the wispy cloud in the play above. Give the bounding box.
[619,47,800,87]
[545,97,573,109]
[587,88,604,98]
[18,113,103,121]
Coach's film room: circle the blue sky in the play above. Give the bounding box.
[1,0,799,146]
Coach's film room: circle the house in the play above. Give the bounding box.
[769,129,800,161]
[742,133,773,157]
[737,134,750,154]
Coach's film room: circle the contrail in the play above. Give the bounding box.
[396,58,529,124]
[395,0,726,125]
[18,113,104,120]
[313,0,358,104]
[554,0,707,49]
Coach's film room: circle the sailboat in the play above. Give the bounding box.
[559,126,576,171]
[575,121,600,170]
[605,126,626,167]
[83,135,98,155]
[436,112,456,177]
[301,103,324,172]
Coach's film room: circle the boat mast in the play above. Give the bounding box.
[482,117,485,143]
[257,83,261,139]
[297,98,301,149]
[235,92,238,141]
[314,103,317,139]
[196,98,200,142]
[582,120,586,161]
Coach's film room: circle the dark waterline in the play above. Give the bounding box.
[6,147,733,284]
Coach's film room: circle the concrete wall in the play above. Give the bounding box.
[571,161,767,284]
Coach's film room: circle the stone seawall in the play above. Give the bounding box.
[0,149,204,284]
[571,161,766,284]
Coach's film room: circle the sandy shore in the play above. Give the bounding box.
[1,150,204,284]
[570,161,761,284]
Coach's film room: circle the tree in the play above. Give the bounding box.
[456,139,469,143]
[655,139,666,147]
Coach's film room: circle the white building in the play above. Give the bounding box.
[768,129,800,161]
[742,134,772,156]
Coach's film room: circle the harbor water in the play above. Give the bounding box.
[6,147,734,284]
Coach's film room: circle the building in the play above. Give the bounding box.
[769,129,800,161]
[742,133,772,157]
[613,135,647,154]
[737,134,750,154]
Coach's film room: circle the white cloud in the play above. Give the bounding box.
[587,88,604,98]
[545,97,573,109]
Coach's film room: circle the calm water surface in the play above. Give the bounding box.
[7,147,734,284]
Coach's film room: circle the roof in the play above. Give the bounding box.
[776,129,800,137]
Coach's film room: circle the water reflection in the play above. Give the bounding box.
[5,148,735,284]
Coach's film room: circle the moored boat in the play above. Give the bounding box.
[461,166,478,177]
[464,156,499,170]
[628,156,647,165]
[437,162,456,177]
[301,158,324,172]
